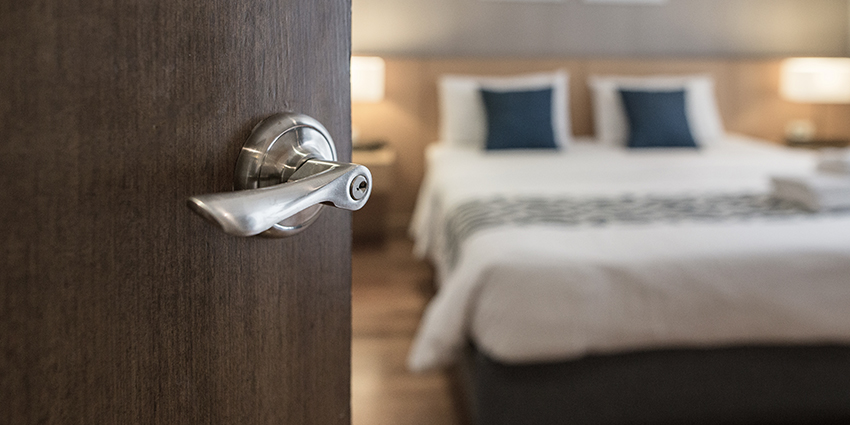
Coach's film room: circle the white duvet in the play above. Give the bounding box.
[408,136,850,371]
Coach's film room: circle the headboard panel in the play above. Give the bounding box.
[352,57,850,229]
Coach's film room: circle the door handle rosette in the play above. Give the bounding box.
[187,113,371,238]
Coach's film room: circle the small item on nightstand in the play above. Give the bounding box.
[352,139,387,151]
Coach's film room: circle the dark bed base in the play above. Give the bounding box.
[452,344,850,425]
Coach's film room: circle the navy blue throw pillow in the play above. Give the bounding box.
[619,89,697,149]
[481,88,558,150]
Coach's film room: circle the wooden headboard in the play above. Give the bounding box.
[352,57,850,230]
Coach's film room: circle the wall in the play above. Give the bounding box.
[351,0,850,230]
[353,0,849,57]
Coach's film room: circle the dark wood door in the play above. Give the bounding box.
[0,1,351,423]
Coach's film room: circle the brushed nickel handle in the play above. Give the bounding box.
[188,159,371,237]
[187,113,371,238]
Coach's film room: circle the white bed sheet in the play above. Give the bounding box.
[408,135,850,371]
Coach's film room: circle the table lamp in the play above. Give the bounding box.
[780,57,850,145]
[350,56,385,148]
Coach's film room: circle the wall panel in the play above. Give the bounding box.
[352,57,850,230]
[353,0,849,57]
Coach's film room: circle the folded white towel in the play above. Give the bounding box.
[817,148,850,174]
[771,174,850,211]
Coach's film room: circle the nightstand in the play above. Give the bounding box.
[352,143,396,243]
[786,139,850,149]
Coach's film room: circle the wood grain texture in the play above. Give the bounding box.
[352,57,850,229]
[351,236,462,425]
[1,0,351,424]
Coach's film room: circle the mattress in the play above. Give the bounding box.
[408,135,850,371]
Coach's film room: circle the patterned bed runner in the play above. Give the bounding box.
[442,193,842,269]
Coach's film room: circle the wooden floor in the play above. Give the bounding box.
[352,235,462,425]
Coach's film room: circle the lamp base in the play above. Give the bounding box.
[352,140,387,151]
[784,119,816,143]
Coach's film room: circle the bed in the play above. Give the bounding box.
[407,71,850,424]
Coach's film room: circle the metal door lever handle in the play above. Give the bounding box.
[188,159,371,237]
[186,112,371,238]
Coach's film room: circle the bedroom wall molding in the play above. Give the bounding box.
[351,57,850,230]
[583,0,667,4]
[480,0,566,3]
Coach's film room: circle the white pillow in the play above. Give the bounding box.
[439,71,572,149]
[588,75,725,146]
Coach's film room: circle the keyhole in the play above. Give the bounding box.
[350,175,369,200]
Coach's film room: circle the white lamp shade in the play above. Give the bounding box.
[351,56,385,103]
[781,57,850,104]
